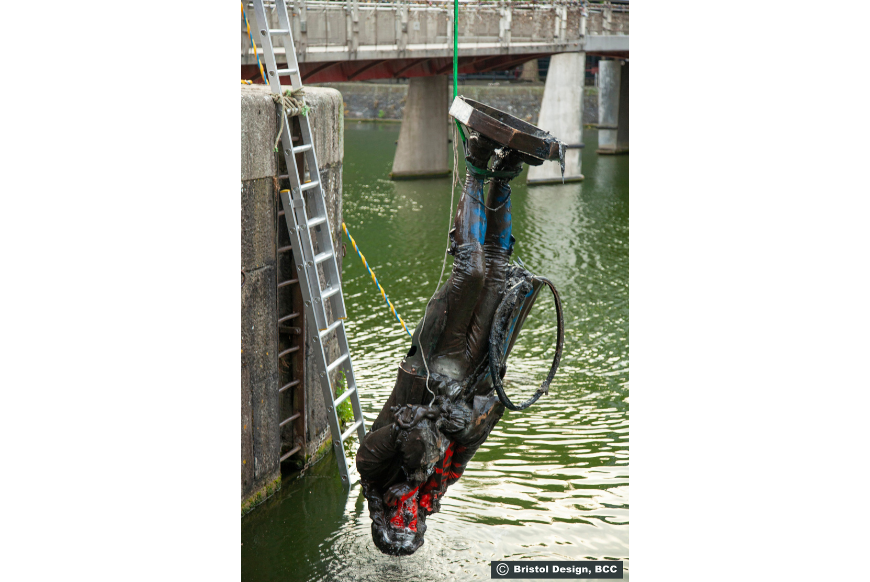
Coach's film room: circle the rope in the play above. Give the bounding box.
[342,223,412,338]
[417,124,460,405]
[241,80,252,85]
[272,89,310,152]
[241,2,268,86]
[420,1,463,404]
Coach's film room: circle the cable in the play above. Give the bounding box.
[342,223,413,338]
[489,277,565,412]
[419,0,464,405]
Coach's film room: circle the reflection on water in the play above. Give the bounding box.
[242,122,629,581]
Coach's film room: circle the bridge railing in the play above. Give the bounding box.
[243,1,627,61]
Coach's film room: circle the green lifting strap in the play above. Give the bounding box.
[465,160,523,180]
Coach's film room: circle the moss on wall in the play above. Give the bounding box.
[241,475,281,517]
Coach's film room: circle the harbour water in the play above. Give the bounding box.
[241,122,629,581]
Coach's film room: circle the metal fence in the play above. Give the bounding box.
[244,1,627,56]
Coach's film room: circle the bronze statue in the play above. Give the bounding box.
[357,99,565,556]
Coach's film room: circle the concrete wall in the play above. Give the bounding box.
[241,85,343,513]
[391,76,450,178]
[241,86,281,513]
[527,52,585,184]
[315,82,600,126]
[596,60,629,154]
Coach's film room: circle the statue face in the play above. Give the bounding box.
[372,496,427,556]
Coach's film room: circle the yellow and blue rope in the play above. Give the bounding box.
[342,223,412,338]
[241,2,268,86]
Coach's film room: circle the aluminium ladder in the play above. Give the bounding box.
[251,0,366,485]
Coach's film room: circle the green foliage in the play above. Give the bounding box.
[335,371,354,426]
[377,109,385,119]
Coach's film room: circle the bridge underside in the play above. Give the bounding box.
[242,50,628,84]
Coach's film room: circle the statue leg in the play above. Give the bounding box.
[425,133,500,380]
[466,148,524,367]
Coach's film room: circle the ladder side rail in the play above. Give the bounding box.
[253,2,306,198]
[280,116,304,193]
[308,225,346,323]
[295,116,349,321]
[284,164,327,330]
[252,2,285,95]
[270,0,345,325]
[314,333,352,483]
[288,192,316,269]
[301,172,332,257]
[289,188,330,330]
[254,0,361,486]
[280,190,318,316]
[274,0,305,93]
[319,252,346,321]
[280,189,330,440]
[282,190,353,482]
[336,321,367,441]
[254,1,306,206]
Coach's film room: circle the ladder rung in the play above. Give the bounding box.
[278,312,300,324]
[341,420,363,443]
[319,319,342,337]
[279,379,300,393]
[279,445,301,462]
[279,346,299,358]
[252,0,357,486]
[279,412,301,427]
[326,353,348,374]
[333,386,356,407]
[322,286,340,300]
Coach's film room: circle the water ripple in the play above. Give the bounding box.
[242,123,629,582]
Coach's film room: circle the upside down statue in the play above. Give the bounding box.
[357,115,565,556]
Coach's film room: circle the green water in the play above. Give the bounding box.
[241,122,629,581]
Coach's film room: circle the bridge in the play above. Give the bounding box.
[242,1,626,82]
[242,1,629,182]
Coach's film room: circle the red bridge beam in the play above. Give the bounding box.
[242,53,559,85]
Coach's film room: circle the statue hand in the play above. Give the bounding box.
[439,401,472,435]
[392,404,438,430]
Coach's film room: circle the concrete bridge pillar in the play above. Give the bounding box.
[527,52,586,184]
[597,60,629,155]
[390,76,450,179]
[518,59,540,83]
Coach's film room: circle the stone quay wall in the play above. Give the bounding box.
[314,82,599,126]
[241,85,343,514]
